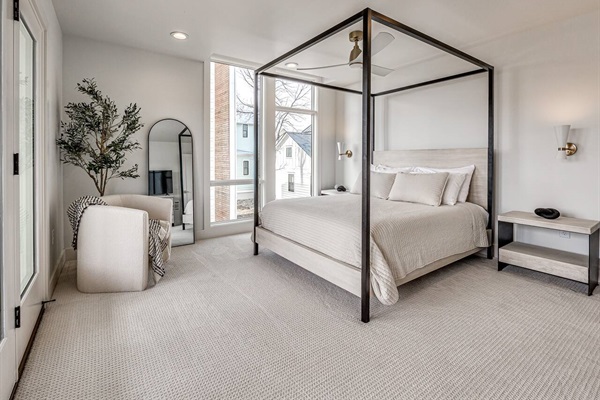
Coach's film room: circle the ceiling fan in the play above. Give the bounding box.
[296,30,395,77]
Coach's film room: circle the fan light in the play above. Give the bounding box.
[285,62,299,69]
[170,31,188,40]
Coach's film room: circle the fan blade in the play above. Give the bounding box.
[372,32,394,56]
[372,64,394,77]
[348,60,394,77]
[349,42,362,63]
[297,63,348,71]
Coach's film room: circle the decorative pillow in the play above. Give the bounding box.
[412,165,475,203]
[441,173,467,205]
[388,172,449,206]
[351,171,397,199]
[374,164,414,174]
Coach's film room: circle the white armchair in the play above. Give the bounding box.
[76,194,173,293]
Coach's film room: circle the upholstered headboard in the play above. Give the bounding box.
[373,148,489,210]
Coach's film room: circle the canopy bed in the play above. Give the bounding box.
[253,8,494,322]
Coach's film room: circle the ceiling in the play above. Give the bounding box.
[52,0,597,86]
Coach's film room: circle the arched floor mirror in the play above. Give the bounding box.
[148,119,195,246]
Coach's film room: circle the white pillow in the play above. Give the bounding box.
[408,171,465,204]
[351,171,397,199]
[374,164,414,174]
[441,173,467,205]
[412,165,475,203]
[388,172,449,206]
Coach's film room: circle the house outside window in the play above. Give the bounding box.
[275,79,316,199]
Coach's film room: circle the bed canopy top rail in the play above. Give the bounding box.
[253,7,495,324]
[255,8,492,89]
[370,10,493,71]
[260,72,362,95]
[373,69,486,97]
[255,10,364,75]
[260,69,487,98]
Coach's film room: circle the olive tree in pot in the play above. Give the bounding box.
[57,78,143,196]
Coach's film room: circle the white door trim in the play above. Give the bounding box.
[12,0,48,369]
[0,0,19,396]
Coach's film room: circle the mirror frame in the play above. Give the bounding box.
[147,118,195,246]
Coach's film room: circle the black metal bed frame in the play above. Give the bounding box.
[252,8,495,323]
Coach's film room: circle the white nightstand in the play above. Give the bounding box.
[321,189,350,196]
[498,211,599,295]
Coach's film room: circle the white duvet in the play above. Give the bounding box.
[260,194,489,305]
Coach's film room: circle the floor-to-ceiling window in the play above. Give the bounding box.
[209,62,317,225]
[209,62,255,224]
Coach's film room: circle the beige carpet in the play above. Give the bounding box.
[15,234,600,399]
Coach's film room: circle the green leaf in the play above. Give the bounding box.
[56,78,143,196]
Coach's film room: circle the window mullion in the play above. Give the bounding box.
[275,106,316,115]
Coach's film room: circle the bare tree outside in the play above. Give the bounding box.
[235,69,312,140]
[234,67,314,199]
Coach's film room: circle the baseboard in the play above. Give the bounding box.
[49,249,67,297]
[65,247,76,262]
[10,307,45,400]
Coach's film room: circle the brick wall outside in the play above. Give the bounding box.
[214,63,230,221]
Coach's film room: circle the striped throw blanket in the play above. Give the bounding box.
[67,196,170,281]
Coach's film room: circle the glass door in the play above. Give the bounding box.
[1,1,45,394]
[14,0,45,374]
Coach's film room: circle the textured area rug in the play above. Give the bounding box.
[15,234,600,399]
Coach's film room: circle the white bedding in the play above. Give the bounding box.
[183,200,193,225]
[260,195,489,305]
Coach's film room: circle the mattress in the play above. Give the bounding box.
[260,194,489,305]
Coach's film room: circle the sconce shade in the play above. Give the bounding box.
[554,125,572,159]
[554,125,571,147]
[336,142,353,160]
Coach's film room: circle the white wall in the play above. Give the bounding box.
[335,91,361,189]
[62,36,204,245]
[317,87,337,190]
[385,75,488,150]
[336,10,599,255]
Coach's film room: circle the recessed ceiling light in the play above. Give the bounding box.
[170,31,188,40]
[285,62,299,69]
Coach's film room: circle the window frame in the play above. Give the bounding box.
[209,61,256,226]
[205,57,321,232]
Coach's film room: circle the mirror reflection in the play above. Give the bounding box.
[148,119,195,246]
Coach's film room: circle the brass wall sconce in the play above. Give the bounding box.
[554,125,577,159]
[337,142,353,160]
